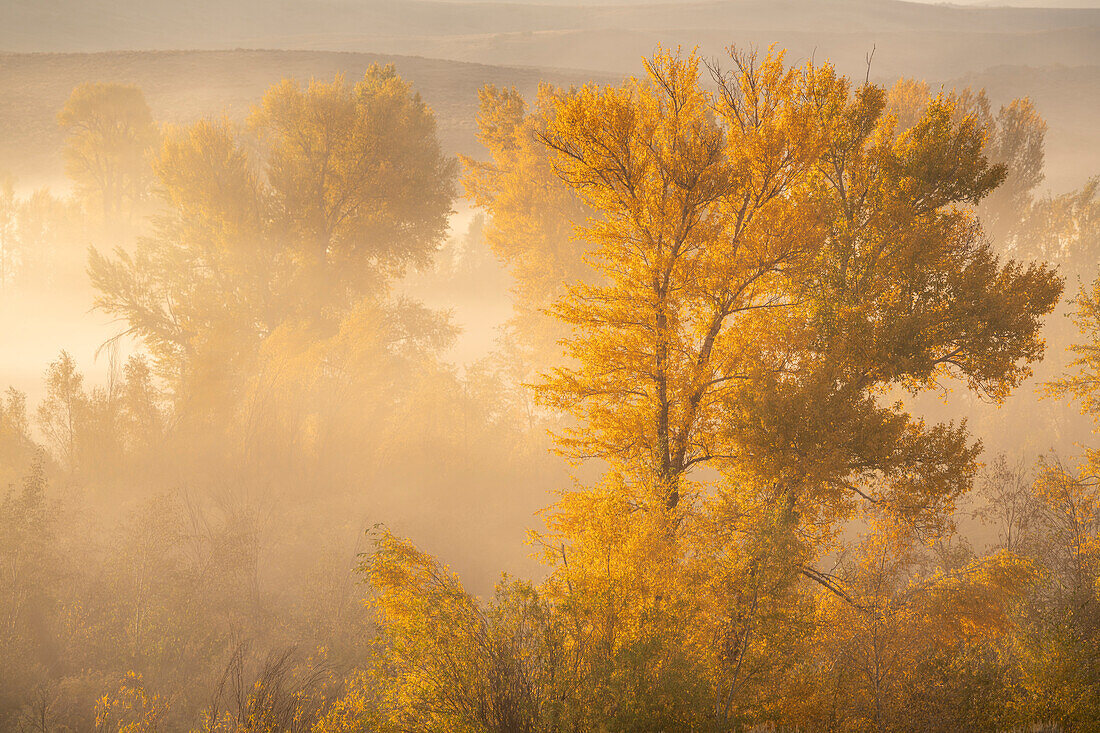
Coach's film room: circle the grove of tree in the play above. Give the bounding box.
[0,46,1099,733]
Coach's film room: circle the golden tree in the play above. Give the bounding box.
[885,79,1048,245]
[58,83,158,223]
[795,512,1034,732]
[535,48,1060,523]
[251,69,456,315]
[521,47,1061,727]
[462,85,591,362]
[1029,274,1100,726]
[89,65,456,397]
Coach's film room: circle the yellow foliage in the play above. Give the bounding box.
[94,671,167,733]
[531,46,1060,528]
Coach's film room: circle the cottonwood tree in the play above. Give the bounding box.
[251,69,456,315]
[1024,274,1100,725]
[89,66,456,400]
[797,512,1033,732]
[886,79,1047,245]
[520,47,1061,726]
[0,174,16,291]
[58,83,158,224]
[361,47,1062,730]
[36,351,87,474]
[359,529,563,733]
[535,48,1060,519]
[462,85,592,363]
[0,388,35,487]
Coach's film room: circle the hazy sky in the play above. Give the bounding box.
[466,0,1100,4]
[908,0,1100,5]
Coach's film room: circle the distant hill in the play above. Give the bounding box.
[5,1,1100,193]
[5,0,1100,190]
[1,49,1095,194]
[3,0,1100,78]
[0,50,610,189]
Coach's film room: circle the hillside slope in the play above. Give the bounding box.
[0,49,609,188]
[1,49,1095,193]
[3,0,1099,78]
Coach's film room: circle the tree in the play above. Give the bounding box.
[89,116,272,395]
[983,98,1047,241]
[362,529,563,732]
[462,85,591,362]
[0,388,35,488]
[974,454,1037,554]
[512,47,1061,727]
[532,48,1060,522]
[886,80,1047,245]
[1016,460,1100,727]
[251,68,456,315]
[36,351,87,473]
[1013,177,1100,285]
[0,173,16,292]
[796,511,1033,732]
[0,180,87,294]
[94,672,168,733]
[117,355,164,458]
[17,188,87,291]
[1049,274,1100,425]
[58,83,158,223]
[0,457,66,729]
[531,472,814,729]
[1036,276,1100,726]
[327,47,1066,732]
[89,65,456,397]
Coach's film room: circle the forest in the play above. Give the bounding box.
[1,43,1100,732]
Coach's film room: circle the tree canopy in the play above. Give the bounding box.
[88,65,456,394]
[58,82,158,222]
[532,49,1060,525]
